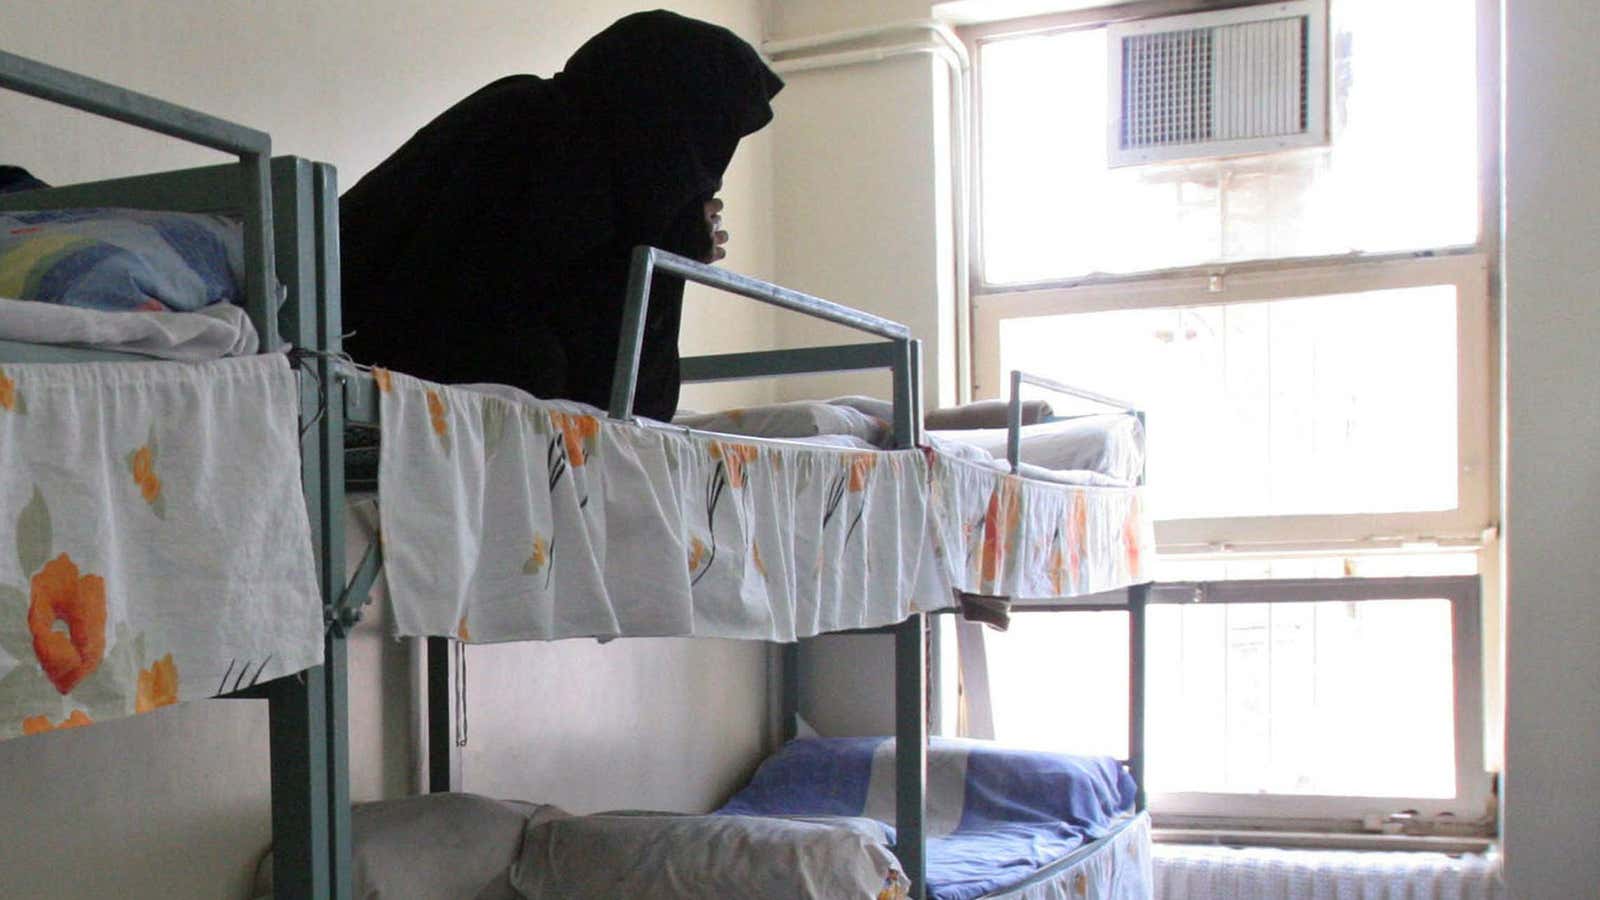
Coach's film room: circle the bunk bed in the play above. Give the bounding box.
[0,51,346,899]
[325,239,1155,898]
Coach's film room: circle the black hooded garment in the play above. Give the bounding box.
[340,11,783,420]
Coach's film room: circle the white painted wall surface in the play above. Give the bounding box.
[766,3,954,407]
[765,0,952,741]
[0,1,775,896]
[1500,2,1600,896]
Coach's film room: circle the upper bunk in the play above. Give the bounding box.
[335,244,1155,646]
[0,49,345,894]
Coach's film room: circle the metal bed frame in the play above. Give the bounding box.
[0,50,348,899]
[0,45,1158,900]
[339,246,1156,898]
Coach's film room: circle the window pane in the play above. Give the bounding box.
[1146,597,1456,798]
[983,612,1129,758]
[998,285,1459,520]
[980,0,1479,283]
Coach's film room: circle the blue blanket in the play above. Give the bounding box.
[719,737,1136,900]
[0,208,242,311]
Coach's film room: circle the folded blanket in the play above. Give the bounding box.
[925,398,1053,430]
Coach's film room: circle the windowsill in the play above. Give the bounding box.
[1153,827,1496,856]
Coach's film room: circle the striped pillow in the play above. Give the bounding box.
[0,207,242,312]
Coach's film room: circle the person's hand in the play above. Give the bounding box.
[704,197,728,263]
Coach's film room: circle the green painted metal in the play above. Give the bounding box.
[1127,584,1148,813]
[895,614,929,899]
[266,669,332,900]
[609,245,913,420]
[681,341,901,383]
[312,162,353,900]
[427,637,462,793]
[780,643,801,745]
[271,156,340,900]
[342,370,381,427]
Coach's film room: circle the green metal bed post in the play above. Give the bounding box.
[427,637,460,792]
[780,642,801,745]
[272,155,334,900]
[1128,410,1149,814]
[892,336,928,899]
[1128,583,1148,813]
[312,162,353,899]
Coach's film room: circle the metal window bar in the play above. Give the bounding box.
[0,50,278,350]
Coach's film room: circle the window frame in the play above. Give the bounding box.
[972,252,1495,552]
[955,0,1502,833]
[1141,575,1491,828]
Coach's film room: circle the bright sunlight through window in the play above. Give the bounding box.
[999,285,1460,521]
[979,0,1479,283]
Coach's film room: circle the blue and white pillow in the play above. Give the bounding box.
[0,207,242,312]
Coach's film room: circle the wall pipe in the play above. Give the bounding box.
[765,20,975,405]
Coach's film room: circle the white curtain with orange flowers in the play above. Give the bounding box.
[0,355,323,742]
[373,372,1153,646]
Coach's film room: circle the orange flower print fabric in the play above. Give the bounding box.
[27,553,107,695]
[847,453,878,492]
[21,710,92,736]
[978,478,1023,589]
[550,412,600,467]
[372,366,393,394]
[709,442,759,488]
[135,654,179,713]
[130,445,161,504]
[0,368,15,412]
[426,389,449,438]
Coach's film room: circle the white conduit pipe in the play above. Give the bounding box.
[766,21,975,404]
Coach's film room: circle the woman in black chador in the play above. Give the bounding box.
[340,11,783,420]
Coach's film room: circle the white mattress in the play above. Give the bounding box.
[675,399,1143,486]
[0,296,258,360]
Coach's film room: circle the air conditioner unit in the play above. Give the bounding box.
[1108,0,1328,167]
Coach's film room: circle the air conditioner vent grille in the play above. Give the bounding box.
[1109,0,1327,166]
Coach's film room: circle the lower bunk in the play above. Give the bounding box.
[258,738,1152,900]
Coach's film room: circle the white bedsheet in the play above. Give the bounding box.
[0,355,322,742]
[0,296,258,360]
[370,371,1153,644]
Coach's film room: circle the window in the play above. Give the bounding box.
[966,572,1489,826]
[976,0,1481,284]
[959,0,1498,830]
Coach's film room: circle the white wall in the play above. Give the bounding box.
[764,0,953,738]
[0,1,775,896]
[766,3,955,408]
[1500,1,1600,896]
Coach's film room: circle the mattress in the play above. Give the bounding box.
[361,370,1153,644]
[718,736,1145,900]
[676,398,1144,486]
[0,295,259,360]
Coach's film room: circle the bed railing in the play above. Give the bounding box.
[0,49,278,349]
[610,245,931,897]
[610,245,923,449]
[1004,369,1145,484]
